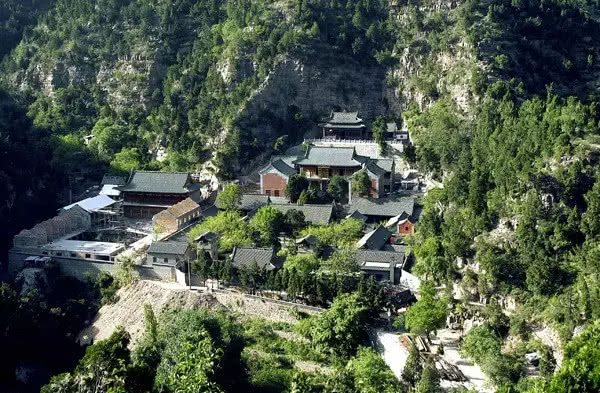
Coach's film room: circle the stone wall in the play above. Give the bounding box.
[212,290,321,324]
[9,250,117,279]
[9,249,176,282]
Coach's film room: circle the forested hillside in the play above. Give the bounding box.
[3,0,600,392]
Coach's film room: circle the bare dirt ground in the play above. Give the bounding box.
[375,329,493,393]
[77,281,321,348]
[78,280,220,346]
[433,329,493,393]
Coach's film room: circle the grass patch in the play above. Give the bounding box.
[241,318,332,392]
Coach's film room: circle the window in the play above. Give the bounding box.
[42,251,49,255]
[164,258,168,263]
[266,190,271,196]
[153,257,157,263]
[85,253,91,259]
[274,190,280,197]
[70,253,77,258]
[56,252,62,256]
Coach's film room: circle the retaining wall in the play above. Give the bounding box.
[9,249,176,282]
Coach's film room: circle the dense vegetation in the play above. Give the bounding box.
[38,301,404,393]
[0,88,66,260]
[4,0,600,392]
[0,264,106,392]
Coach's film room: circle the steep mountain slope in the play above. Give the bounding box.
[0,0,396,179]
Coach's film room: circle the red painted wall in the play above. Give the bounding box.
[398,221,415,235]
[262,173,287,197]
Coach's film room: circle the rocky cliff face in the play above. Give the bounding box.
[1,0,478,179]
[386,0,480,113]
[239,52,395,130]
[9,54,168,116]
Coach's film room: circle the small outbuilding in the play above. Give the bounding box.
[147,241,193,266]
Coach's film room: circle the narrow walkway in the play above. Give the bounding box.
[432,329,492,393]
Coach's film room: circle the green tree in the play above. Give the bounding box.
[290,372,317,393]
[297,189,312,205]
[110,147,142,175]
[283,209,308,235]
[193,249,211,285]
[249,206,284,246]
[297,292,369,358]
[188,211,252,253]
[525,321,600,393]
[115,255,136,286]
[372,116,387,154]
[581,178,600,240]
[217,183,242,211]
[322,247,359,274]
[42,328,132,393]
[412,237,447,283]
[167,331,223,393]
[352,170,371,196]
[220,259,234,285]
[300,218,364,248]
[239,259,266,293]
[90,117,130,161]
[286,174,309,203]
[284,253,320,273]
[405,281,447,341]
[402,343,423,388]
[415,361,442,393]
[328,175,349,202]
[344,347,399,393]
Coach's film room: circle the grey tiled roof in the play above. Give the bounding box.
[355,249,405,267]
[349,196,415,218]
[382,244,408,253]
[230,247,277,270]
[120,171,191,194]
[271,158,297,176]
[374,159,394,173]
[296,147,363,167]
[356,226,392,250]
[148,241,189,256]
[328,112,363,124]
[194,232,219,243]
[296,234,318,246]
[346,210,368,222]
[270,203,333,225]
[216,194,270,212]
[201,204,219,217]
[239,194,270,212]
[365,162,386,177]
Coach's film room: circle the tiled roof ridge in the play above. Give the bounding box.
[270,202,333,207]
[235,246,273,250]
[309,146,356,150]
[132,170,190,174]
